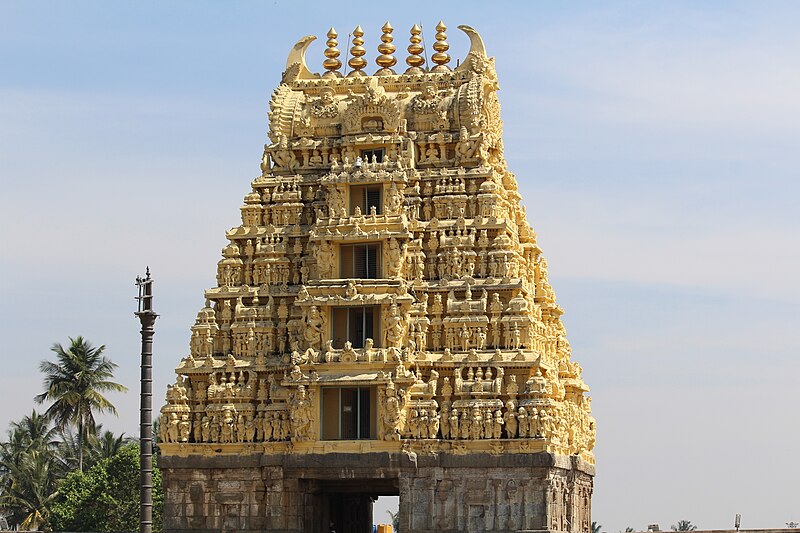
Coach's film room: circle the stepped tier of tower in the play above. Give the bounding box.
[159,23,595,466]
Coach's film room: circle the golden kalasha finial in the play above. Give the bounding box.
[375,21,397,75]
[348,25,367,77]
[431,20,451,72]
[322,27,342,78]
[405,23,425,74]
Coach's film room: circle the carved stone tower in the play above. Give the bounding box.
[159,23,595,533]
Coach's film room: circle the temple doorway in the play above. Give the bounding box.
[315,478,398,533]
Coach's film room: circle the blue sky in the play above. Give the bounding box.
[1,1,799,530]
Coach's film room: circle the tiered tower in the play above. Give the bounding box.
[159,23,595,533]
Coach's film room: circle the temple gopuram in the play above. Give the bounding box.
[159,22,596,533]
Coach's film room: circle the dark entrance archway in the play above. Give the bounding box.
[312,478,399,533]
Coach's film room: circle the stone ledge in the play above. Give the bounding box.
[160,454,261,469]
[161,450,595,474]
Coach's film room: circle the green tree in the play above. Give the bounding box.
[35,336,127,471]
[89,430,131,463]
[54,428,83,472]
[672,520,697,531]
[7,411,60,454]
[386,509,399,532]
[58,426,132,472]
[152,414,161,457]
[0,411,62,531]
[1,449,60,531]
[49,443,163,532]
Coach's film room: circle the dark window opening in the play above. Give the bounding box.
[360,148,385,163]
[321,387,376,440]
[350,184,382,215]
[331,306,378,349]
[340,243,381,279]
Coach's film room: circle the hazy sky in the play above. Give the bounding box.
[1,1,798,530]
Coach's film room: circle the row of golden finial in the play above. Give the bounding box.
[322,21,452,77]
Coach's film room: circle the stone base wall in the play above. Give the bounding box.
[160,452,593,533]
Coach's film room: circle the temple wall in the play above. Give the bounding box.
[161,452,593,533]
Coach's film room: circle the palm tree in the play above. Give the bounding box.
[0,412,61,530]
[89,429,131,463]
[672,520,697,531]
[54,425,130,472]
[8,411,60,452]
[1,411,61,477]
[54,427,83,472]
[0,448,59,530]
[593,522,604,533]
[35,336,127,471]
[386,509,399,532]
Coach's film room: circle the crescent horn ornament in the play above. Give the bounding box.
[455,25,487,72]
[283,35,318,81]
